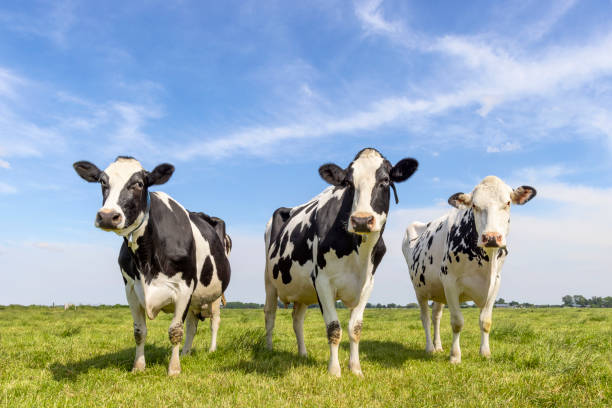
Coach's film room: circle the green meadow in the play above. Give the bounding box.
[0,306,610,407]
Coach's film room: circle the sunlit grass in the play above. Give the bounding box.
[0,306,610,407]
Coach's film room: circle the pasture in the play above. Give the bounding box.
[0,306,609,407]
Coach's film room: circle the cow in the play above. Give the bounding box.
[264,148,418,376]
[73,156,230,375]
[402,175,536,363]
[64,303,76,311]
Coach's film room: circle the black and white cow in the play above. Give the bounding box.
[73,156,230,375]
[402,176,536,363]
[265,148,418,376]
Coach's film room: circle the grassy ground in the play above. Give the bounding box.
[0,306,610,407]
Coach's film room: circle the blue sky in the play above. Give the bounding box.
[1,0,611,305]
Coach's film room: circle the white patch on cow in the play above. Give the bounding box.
[100,158,145,230]
[153,191,175,212]
[349,149,386,232]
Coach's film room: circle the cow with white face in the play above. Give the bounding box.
[74,156,231,375]
[265,148,418,376]
[402,176,536,363]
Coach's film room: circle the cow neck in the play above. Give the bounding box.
[126,192,150,251]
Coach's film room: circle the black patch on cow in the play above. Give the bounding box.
[370,163,392,215]
[118,239,137,284]
[441,265,448,275]
[188,211,231,293]
[200,256,214,286]
[269,207,291,257]
[427,235,434,249]
[371,236,386,275]
[311,268,323,314]
[419,273,426,285]
[114,171,148,227]
[182,295,193,322]
[272,257,293,284]
[131,196,198,287]
[446,209,489,266]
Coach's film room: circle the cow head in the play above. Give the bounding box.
[448,176,536,249]
[319,148,418,234]
[73,156,174,235]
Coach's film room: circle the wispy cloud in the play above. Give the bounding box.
[0,181,17,194]
[354,0,400,35]
[0,0,77,48]
[0,159,10,169]
[522,0,577,42]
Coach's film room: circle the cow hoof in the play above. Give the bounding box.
[168,367,181,376]
[298,350,308,357]
[132,364,145,373]
[449,355,461,364]
[328,365,341,377]
[180,349,191,357]
[480,348,491,358]
[425,346,435,354]
[209,346,217,352]
[434,347,444,353]
[349,364,363,377]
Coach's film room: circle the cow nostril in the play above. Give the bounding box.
[112,214,121,222]
[367,216,374,225]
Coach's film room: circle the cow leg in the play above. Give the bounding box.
[315,278,342,377]
[208,298,221,352]
[264,276,278,350]
[126,286,147,372]
[417,296,435,354]
[432,301,444,352]
[480,273,501,358]
[181,311,198,356]
[348,280,373,376]
[443,285,464,364]
[167,295,190,376]
[292,302,308,356]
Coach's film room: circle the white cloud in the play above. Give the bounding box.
[522,0,577,41]
[354,0,401,35]
[0,182,17,194]
[0,0,76,48]
[486,141,521,153]
[0,159,10,169]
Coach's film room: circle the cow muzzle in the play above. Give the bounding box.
[96,209,123,230]
[350,212,375,233]
[481,232,503,248]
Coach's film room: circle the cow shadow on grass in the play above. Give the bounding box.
[341,340,431,367]
[49,344,168,382]
[221,328,318,377]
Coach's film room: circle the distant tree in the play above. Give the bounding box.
[405,303,418,309]
[589,296,603,308]
[509,301,519,307]
[496,298,505,304]
[562,295,574,307]
[603,297,612,308]
[573,295,588,307]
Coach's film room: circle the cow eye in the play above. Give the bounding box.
[380,177,390,187]
[506,201,511,207]
[131,181,143,190]
[472,205,481,211]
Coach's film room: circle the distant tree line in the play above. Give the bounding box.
[561,295,612,308]
[140,295,612,310]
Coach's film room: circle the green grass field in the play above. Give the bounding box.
[0,306,610,407]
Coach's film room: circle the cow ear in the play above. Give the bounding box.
[73,161,102,183]
[448,192,472,209]
[511,186,536,205]
[319,163,346,186]
[146,163,174,186]
[390,158,418,183]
